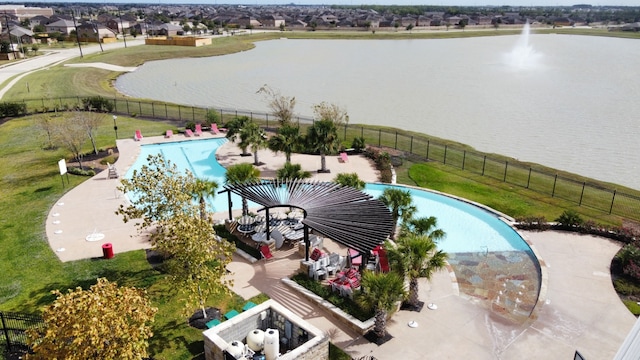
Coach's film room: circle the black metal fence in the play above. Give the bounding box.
[0,311,43,355]
[14,95,640,222]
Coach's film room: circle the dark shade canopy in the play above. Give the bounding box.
[222,179,394,255]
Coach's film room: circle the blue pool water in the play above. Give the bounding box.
[127,138,532,255]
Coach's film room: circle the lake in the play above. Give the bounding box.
[116,35,640,190]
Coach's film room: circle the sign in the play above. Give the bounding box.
[58,159,67,175]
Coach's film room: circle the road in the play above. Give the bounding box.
[0,39,145,99]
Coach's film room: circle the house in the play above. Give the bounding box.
[147,23,183,37]
[1,25,36,45]
[76,23,117,43]
[45,19,75,35]
[261,14,285,28]
[236,16,262,28]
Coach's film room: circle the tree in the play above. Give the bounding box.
[406,23,414,33]
[386,233,448,309]
[276,162,311,181]
[26,278,157,360]
[192,178,219,220]
[225,163,261,215]
[256,85,296,126]
[52,113,89,170]
[394,21,400,31]
[279,23,285,31]
[225,116,252,156]
[355,271,405,341]
[400,216,446,241]
[33,24,45,33]
[268,124,300,163]
[306,119,339,173]
[378,187,416,240]
[313,101,349,127]
[333,173,365,190]
[240,121,267,165]
[117,156,235,318]
[36,114,56,150]
[79,111,105,155]
[459,18,467,31]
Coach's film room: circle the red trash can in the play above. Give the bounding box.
[102,243,114,259]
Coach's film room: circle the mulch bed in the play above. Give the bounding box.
[188,307,221,330]
[363,330,393,346]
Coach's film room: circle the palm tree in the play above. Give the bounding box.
[191,179,219,221]
[385,233,448,310]
[276,163,311,181]
[225,116,252,156]
[378,187,416,240]
[356,271,406,341]
[333,173,365,190]
[306,119,339,173]
[400,216,446,241]
[225,163,260,215]
[268,124,300,163]
[240,122,267,165]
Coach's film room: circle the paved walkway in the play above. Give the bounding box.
[44,133,636,359]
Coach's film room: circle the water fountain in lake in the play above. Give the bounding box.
[504,22,541,70]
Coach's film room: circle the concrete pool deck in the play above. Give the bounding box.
[44,132,636,359]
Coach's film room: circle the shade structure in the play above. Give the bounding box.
[221,179,394,255]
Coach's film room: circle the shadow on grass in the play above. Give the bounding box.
[147,318,204,359]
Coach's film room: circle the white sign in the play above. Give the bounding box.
[58,159,67,175]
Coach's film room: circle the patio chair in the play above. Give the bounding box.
[341,277,361,298]
[134,129,143,141]
[340,152,349,163]
[107,163,119,179]
[211,123,220,134]
[324,253,342,276]
[271,228,285,249]
[185,129,194,137]
[260,245,273,262]
[195,123,203,136]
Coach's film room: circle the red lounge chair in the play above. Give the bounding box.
[134,129,143,141]
[185,129,194,137]
[340,152,349,163]
[195,124,203,136]
[260,245,273,262]
[165,130,173,138]
[211,123,220,134]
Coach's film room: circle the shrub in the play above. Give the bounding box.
[515,216,549,231]
[205,109,220,126]
[364,147,393,183]
[0,102,27,117]
[614,277,640,296]
[185,121,196,131]
[351,136,365,152]
[82,96,113,113]
[554,210,583,228]
[67,167,96,176]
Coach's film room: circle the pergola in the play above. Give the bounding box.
[220,180,394,261]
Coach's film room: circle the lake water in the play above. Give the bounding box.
[116,35,640,190]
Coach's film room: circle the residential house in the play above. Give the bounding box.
[76,23,117,43]
[147,22,183,36]
[45,19,75,35]
[1,25,35,45]
[261,14,285,28]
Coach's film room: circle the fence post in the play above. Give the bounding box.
[579,182,586,206]
[462,151,466,170]
[426,140,430,160]
[126,100,130,114]
[220,109,223,121]
[152,103,155,118]
[378,129,381,147]
[178,105,182,121]
[139,101,142,116]
[410,136,413,154]
[610,190,616,214]
[361,127,363,138]
[41,98,44,108]
[394,132,398,149]
[503,161,508,182]
[444,145,447,164]
[552,174,558,197]
[113,97,117,112]
[1,312,10,351]
[482,156,486,176]
[344,124,347,141]
[192,106,195,122]
[527,168,532,188]
[165,104,168,119]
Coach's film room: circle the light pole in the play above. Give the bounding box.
[112,115,118,139]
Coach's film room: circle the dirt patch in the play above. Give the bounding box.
[66,147,119,173]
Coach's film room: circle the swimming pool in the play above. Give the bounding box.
[127,138,541,321]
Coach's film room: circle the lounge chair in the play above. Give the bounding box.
[340,152,349,163]
[107,163,119,179]
[260,245,273,262]
[195,124,203,136]
[165,130,173,138]
[134,129,143,141]
[185,129,194,137]
[242,301,257,311]
[205,318,220,328]
[211,123,220,134]
[271,228,285,250]
[224,309,239,320]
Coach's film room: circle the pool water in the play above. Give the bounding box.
[127,138,541,322]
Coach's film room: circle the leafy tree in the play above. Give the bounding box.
[78,111,105,155]
[240,121,267,165]
[192,178,219,220]
[394,21,400,31]
[268,124,300,163]
[333,172,365,190]
[33,24,45,33]
[256,85,296,126]
[406,23,414,32]
[386,233,448,309]
[0,41,10,53]
[279,23,286,31]
[36,114,56,150]
[26,278,157,360]
[378,187,416,240]
[276,162,311,181]
[400,216,446,241]
[459,18,467,31]
[306,119,339,173]
[351,136,366,152]
[225,163,261,215]
[355,271,405,341]
[225,116,252,156]
[313,101,349,127]
[117,156,234,318]
[205,108,221,126]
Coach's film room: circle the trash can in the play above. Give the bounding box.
[102,243,114,259]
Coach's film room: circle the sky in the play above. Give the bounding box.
[21,0,640,7]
